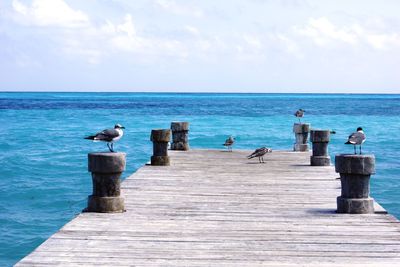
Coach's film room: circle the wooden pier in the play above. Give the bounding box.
[17,149,400,266]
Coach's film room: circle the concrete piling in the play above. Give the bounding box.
[86,152,125,213]
[171,122,190,151]
[293,123,310,152]
[310,130,331,166]
[150,129,171,166]
[335,154,375,214]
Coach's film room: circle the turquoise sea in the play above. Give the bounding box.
[0,92,399,266]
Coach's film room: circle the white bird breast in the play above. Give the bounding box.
[113,129,124,142]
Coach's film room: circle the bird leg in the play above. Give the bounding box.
[359,145,362,155]
[107,143,114,152]
[353,145,356,154]
[261,157,265,163]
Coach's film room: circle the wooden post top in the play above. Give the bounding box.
[335,154,375,175]
[293,123,310,133]
[88,152,126,173]
[150,129,171,142]
[171,122,189,132]
[310,130,330,142]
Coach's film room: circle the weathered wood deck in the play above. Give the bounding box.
[17,149,400,266]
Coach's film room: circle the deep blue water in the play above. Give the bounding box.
[0,92,399,266]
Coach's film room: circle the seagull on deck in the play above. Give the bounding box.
[223,136,235,152]
[247,147,272,163]
[294,109,305,123]
[345,127,366,154]
[85,124,125,152]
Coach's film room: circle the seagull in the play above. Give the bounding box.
[85,124,125,152]
[223,136,235,152]
[294,109,305,123]
[247,147,272,163]
[345,127,366,154]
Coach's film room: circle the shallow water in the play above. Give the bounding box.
[0,92,399,266]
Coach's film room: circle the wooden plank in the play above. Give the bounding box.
[16,149,400,266]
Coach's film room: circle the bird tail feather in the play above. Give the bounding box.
[345,141,352,144]
[84,135,96,140]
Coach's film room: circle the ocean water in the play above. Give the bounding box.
[0,92,399,266]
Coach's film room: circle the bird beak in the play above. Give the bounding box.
[121,126,125,129]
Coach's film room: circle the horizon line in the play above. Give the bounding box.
[0,90,399,95]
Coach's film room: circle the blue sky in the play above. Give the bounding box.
[0,0,399,93]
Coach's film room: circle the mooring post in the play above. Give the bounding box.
[170,122,190,151]
[150,129,171,166]
[310,130,331,166]
[335,154,375,214]
[293,123,310,152]
[86,152,125,213]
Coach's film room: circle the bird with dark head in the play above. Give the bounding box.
[223,136,235,152]
[345,127,366,154]
[247,147,272,163]
[85,124,125,152]
[294,109,305,123]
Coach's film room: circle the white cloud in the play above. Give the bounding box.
[243,35,262,49]
[12,0,89,27]
[185,25,200,36]
[15,52,42,68]
[12,0,28,15]
[294,17,358,46]
[272,33,303,58]
[62,39,102,65]
[156,0,203,18]
[294,17,400,50]
[103,14,187,59]
[116,14,136,37]
[8,2,399,69]
[102,14,143,52]
[9,1,189,63]
[7,1,296,65]
[365,33,400,50]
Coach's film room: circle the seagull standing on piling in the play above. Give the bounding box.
[85,124,125,152]
[294,109,305,123]
[223,136,235,152]
[345,127,366,154]
[247,147,272,163]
